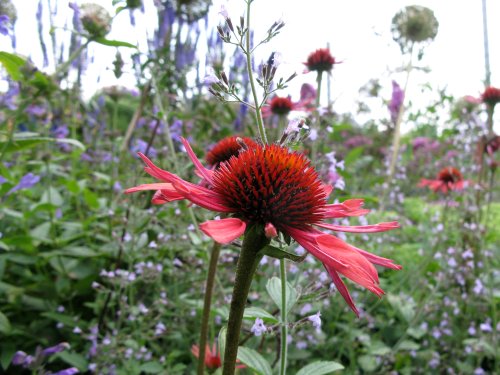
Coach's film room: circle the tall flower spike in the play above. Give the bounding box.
[126,138,401,315]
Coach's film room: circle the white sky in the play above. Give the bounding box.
[2,0,499,129]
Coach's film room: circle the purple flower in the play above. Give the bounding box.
[0,14,10,35]
[0,175,7,185]
[308,311,322,330]
[250,318,267,336]
[388,80,404,125]
[131,139,157,158]
[41,342,70,357]
[50,368,80,375]
[8,173,41,195]
[11,351,29,365]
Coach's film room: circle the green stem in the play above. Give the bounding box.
[245,1,267,144]
[54,40,90,80]
[222,226,269,375]
[197,241,222,375]
[311,71,323,161]
[279,259,288,375]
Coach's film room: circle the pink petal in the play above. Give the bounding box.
[181,138,214,184]
[322,184,333,199]
[325,265,359,316]
[324,199,370,218]
[316,221,400,233]
[124,183,175,193]
[199,218,246,244]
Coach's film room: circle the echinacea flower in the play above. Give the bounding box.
[191,342,243,370]
[126,138,401,315]
[205,136,258,167]
[304,48,340,73]
[419,167,467,193]
[262,95,314,118]
[481,86,500,108]
[191,343,222,370]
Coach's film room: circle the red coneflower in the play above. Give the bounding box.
[304,48,339,73]
[126,139,401,315]
[419,166,467,193]
[262,95,314,118]
[205,136,258,167]
[191,343,222,370]
[481,86,500,108]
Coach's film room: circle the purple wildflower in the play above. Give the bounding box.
[8,173,41,195]
[131,139,157,158]
[308,311,322,331]
[41,342,70,357]
[388,80,404,125]
[0,14,10,35]
[50,368,80,375]
[250,318,267,336]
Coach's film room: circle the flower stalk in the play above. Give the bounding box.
[244,0,268,144]
[279,258,288,375]
[223,225,270,375]
[197,241,222,375]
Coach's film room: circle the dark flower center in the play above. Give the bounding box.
[212,144,326,228]
[270,97,293,116]
[205,136,258,167]
[438,167,462,184]
[306,48,335,72]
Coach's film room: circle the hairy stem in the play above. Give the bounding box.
[222,226,269,375]
[279,259,288,375]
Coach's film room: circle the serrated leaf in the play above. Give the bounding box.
[93,37,137,48]
[243,307,278,324]
[266,276,298,314]
[296,361,344,375]
[236,346,272,375]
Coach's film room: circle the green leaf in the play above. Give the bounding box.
[0,132,85,153]
[139,362,164,373]
[344,146,365,167]
[266,276,298,314]
[258,245,307,263]
[296,361,344,375]
[41,312,80,327]
[41,187,64,206]
[243,307,278,324]
[218,326,227,362]
[93,37,137,48]
[358,355,378,372]
[397,340,420,351]
[236,346,272,375]
[0,344,16,370]
[56,351,88,371]
[0,51,26,81]
[0,311,11,334]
